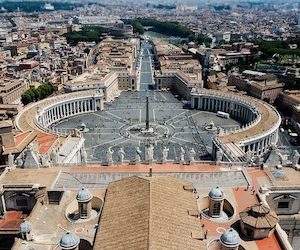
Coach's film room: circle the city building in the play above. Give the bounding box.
[228,70,284,104]
[64,38,139,100]
[0,79,27,104]
[153,41,203,99]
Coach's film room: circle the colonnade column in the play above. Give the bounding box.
[199,97,202,110]
[191,97,195,109]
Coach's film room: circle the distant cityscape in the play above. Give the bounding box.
[0,1,299,250]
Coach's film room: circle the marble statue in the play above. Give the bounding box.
[245,150,253,163]
[255,155,263,165]
[40,154,51,168]
[135,146,142,163]
[162,146,169,162]
[216,149,224,162]
[292,150,300,166]
[188,147,196,163]
[146,144,154,162]
[15,155,23,167]
[106,147,114,165]
[50,150,58,165]
[73,128,81,137]
[180,147,185,163]
[8,153,15,168]
[81,146,88,165]
[117,147,126,163]
[217,126,224,135]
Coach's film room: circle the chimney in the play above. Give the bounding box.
[149,167,152,177]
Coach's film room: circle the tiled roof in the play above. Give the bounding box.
[35,132,57,154]
[0,211,23,234]
[94,175,206,250]
[2,131,36,155]
[240,204,279,229]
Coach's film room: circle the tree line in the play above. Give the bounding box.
[253,39,300,59]
[64,26,108,45]
[135,18,192,37]
[128,18,212,46]
[21,83,54,105]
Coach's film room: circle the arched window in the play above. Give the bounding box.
[79,203,88,218]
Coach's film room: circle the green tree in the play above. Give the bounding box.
[132,21,144,34]
[21,83,54,105]
[136,18,192,38]
[21,92,32,105]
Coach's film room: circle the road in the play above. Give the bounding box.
[139,43,155,91]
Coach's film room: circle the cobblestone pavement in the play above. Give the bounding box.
[55,90,240,162]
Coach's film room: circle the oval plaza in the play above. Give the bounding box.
[15,81,281,164]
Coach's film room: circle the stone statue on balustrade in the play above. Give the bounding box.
[8,153,15,168]
[145,144,154,163]
[135,146,142,163]
[245,150,253,163]
[162,146,169,163]
[117,147,126,164]
[50,150,58,165]
[15,154,23,167]
[217,126,224,136]
[216,149,224,163]
[106,147,114,165]
[188,147,196,163]
[80,146,88,165]
[255,155,264,166]
[72,128,82,137]
[179,147,185,163]
[40,154,51,168]
[291,150,300,166]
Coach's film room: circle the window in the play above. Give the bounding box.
[212,202,221,216]
[278,201,289,209]
[246,228,254,239]
[80,203,88,218]
[16,198,28,207]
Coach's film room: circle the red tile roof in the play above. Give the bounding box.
[0,211,23,234]
[35,132,58,154]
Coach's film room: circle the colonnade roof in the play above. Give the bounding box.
[219,97,279,144]
[193,89,281,144]
[15,90,101,133]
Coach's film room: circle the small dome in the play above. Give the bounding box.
[76,187,92,202]
[220,228,241,247]
[20,221,32,233]
[239,203,278,229]
[209,185,224,201]
[59,231,80,249]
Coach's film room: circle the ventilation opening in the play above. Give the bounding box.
[47,191,64,205]
[183,184,196,193]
